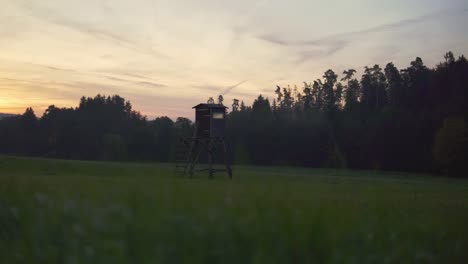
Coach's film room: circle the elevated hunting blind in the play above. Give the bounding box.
[193,103,227,138]
[174,103,232,179]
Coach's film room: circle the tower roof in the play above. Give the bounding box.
[192,103,228,109]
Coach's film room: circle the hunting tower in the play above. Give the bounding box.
[174,104,232,178]
[194,103,226,138]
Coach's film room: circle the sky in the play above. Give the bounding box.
[1,0,467,119]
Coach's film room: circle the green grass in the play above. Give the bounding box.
[0,155,467,263]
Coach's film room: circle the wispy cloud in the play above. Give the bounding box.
[191,84,222,92]
[100,71,155,81]
[30,63,77,73]
[192,80,248,96]
[102,75,165,88]
[259,8,468,63]
[297,39,349,63]
[260,8,468,47]
[0,78,85,100]
[13,0,168,59]
[228,0,272,52]
[137,81,167,89]
[221,80,248,96]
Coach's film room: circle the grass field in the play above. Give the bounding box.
[0,155,467,263]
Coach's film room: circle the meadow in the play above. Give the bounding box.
[0,155,467,263]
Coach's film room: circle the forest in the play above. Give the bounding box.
[0,52,466,176]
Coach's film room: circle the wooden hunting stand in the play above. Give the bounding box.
[174,104,232,179]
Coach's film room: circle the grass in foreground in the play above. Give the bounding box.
[0,156,467,263]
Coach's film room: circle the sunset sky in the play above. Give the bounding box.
[1,0,467,119]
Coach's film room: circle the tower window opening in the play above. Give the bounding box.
[213,112,224,119]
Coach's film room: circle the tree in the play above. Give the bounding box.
[444,51,455,65]
[232,99,240,112]
[150,116,175,161]
[335,83,344,109]
[361,65,387,110]
[293,85,302,108]
[207,97,215,104]
[174,117,193,138]
[312,79,324,110]
[21,107,37,130]
[272,99,278,112]
[240,101,246,111]
[102,134,127,160]
[20,108,41,154]
[252,95,271,115]
[401,57,431,108]
[302,82,313,111]
[275,86,283,105]
[360,67,373,109]
[218,95,224,105]
[322,69,338,111]
[342,69,356,82]
[370,65,387,109]
[281,86,293,109]
[433,116,467,176]
[342,69,360,111]
[384,62,404,107]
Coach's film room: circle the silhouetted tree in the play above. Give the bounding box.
[275,86,283,105]
[433,116,467,176]
[322,69,338,111]
[302,82,313,111]
[232,99,240,112]
[342,69,360,111]
[272,99,278,112]
[401,57,431,108]
[252,95,271,116]
[218,95,224,105]
[384,63,404,107]
[312,79,324,110]
[240,101,247,111]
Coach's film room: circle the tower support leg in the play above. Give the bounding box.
[208,151,213,179]
[179,138,233,179]
[188,140,202,178]
[223,140,233,179]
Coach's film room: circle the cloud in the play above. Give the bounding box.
[103,71,155,81]
[34,63,77,72]
[191,84,222,92]
[191,80,247,96]
[296,39,349,63]
[258,35,349,63]
[354,7,468,36]
[257,35,291,46]
[260,8,468,47]
[13,62,168,91]
[137,81,167,89]
[102,75,167,88]
[220,80,248,96]
[233,0,272,33]
[228,0,272,52]
[258,7,468,63]
[13,0,168,59]
[228,90,259,98]
[0,78,85,102]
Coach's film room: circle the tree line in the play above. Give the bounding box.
[0,52,466,176]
